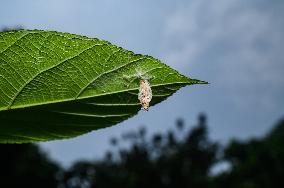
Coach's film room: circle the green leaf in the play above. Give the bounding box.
[0,30,206,143]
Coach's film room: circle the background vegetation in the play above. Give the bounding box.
[1,114,283,188]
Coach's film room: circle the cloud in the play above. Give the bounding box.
[160,0,284,112]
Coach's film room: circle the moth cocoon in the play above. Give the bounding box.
[123,68,153,111]
[138,79,152,111]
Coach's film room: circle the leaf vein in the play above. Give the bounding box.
[0,31,30,54]
[6,43,103,109]
[75,56,148,98]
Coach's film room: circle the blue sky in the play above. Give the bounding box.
[1,0,284,167]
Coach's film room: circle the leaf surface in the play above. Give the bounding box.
[0,30,206,143]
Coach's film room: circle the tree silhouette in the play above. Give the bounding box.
[59,114,218,188]
[215,118,284,188]
[0,144,60,188]
[1,114,284,188]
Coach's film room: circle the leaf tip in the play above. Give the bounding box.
[184,78,209,85]
[196,80,209,84]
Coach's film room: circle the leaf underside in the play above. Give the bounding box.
[0,30,206,143]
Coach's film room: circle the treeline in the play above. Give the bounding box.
[1,114,283,188]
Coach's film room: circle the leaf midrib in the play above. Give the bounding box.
[1,81,190,111]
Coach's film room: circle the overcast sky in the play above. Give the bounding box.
[1,0,284,167]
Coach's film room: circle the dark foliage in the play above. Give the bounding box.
[59,114,218,188]
[0,144,60,188]
[1,114,284,188]
[215,118,284,188]
[58,115,284,188]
